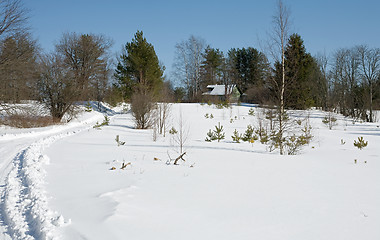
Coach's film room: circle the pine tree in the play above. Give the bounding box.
[114,30,164,98]
[214,122,225,142]
[201,46,224,87]
[242,125,254,142]
[205,122,225,142]
[231,129,242,143]
[228,47,269,93]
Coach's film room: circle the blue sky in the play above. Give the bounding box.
[25,0,380,77]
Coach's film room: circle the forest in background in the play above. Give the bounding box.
[1,0,380,125]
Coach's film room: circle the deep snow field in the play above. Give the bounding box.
[1,103,379,240]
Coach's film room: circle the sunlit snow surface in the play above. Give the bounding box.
[1,103,379,239]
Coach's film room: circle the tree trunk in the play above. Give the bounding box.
[279,24,286,155]
[369,82,373,122]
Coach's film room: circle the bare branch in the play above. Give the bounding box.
[0,0,29,39]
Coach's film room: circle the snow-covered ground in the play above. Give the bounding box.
[0,104,107,239]
[1,103,379,240]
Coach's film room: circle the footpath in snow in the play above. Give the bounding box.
[0,104,108,240]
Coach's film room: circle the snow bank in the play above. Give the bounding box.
[0,112,102,141]
[3,132,78,239]
[0,102,114,239]
[1,107,107,239]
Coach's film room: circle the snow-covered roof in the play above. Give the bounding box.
[202,85,237,96]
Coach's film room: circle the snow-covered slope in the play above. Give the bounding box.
[1,103,379,240]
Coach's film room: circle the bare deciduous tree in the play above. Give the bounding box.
[156,101,172,136]
[357,45,380,122]
[56,32,112,101]
[331,48,362,119]
[173,35,206,101]
[316,52,330,110]
[171,108,189,155]
[151,82,173,141]
[0,0,37,105]
[152,102,171,140]
[270,0,291,155]
[0,0,28,39]
[38,53,77,121]
[0,33,38,102]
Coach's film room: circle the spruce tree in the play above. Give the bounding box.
[274,33,323,110]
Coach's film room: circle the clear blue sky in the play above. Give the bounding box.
[25,0,380,78]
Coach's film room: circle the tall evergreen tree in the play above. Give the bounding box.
[115,30,164,99]
[201,46,224,88]
[227,47,270,102]
[229,47,269,93]
[279,33,322,109]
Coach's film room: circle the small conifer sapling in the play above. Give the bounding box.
[231,129,242,143]
[353,137,368,150]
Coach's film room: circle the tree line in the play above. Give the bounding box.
[170,33,380,120]
[1,0,379,124]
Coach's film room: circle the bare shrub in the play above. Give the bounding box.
[0,102,56,128]
[131,92,154,129]
[153,102,172,136]
[322,111,338,130]
[0,114,55,128]
[170,109,189,154]
[151,83,173,140]
[151,101,172,141]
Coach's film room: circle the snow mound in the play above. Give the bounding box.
[3,132,79,239]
